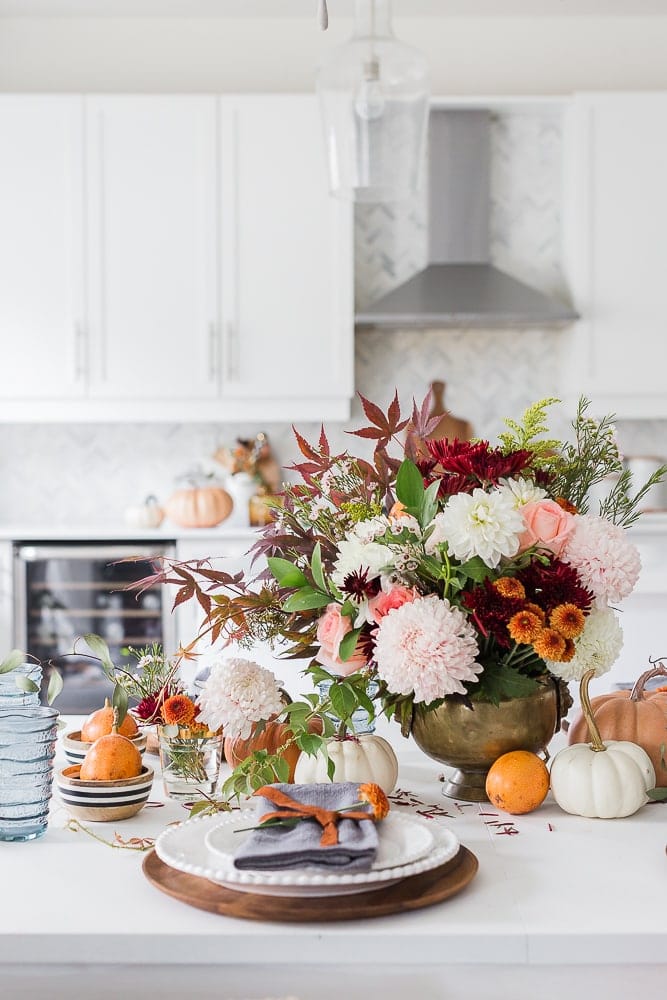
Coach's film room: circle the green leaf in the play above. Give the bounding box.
[420,478,441,528]
[272,756,291,783]
[189,800,213,818]
[310,542,327,594]
[395,458,425,510]
[267,557,308,589]
[457,556,493,584]
[112,683,129,726]
[472,661,540,706]
[647,786,667,801]
[282,588,331,612]
[14,675,39,694]
[0,649,26,674]
[329,681,359,721]
[326,755,336,781]
[83,634,115,673]
[46,669,63,706]
[338,626,361,662]
[297,732,325,756]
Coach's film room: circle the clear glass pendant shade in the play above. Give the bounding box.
[317,0,429,202]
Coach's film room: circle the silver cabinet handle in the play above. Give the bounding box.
[225,321,239,381]
[74,324,87,381]
[208,323,218,381]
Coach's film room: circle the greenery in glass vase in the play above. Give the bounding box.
[128,393,665,792]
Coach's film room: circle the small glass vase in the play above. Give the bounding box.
[0,663,43,708]
[317,678,379,735]
[158,728,223,800]
[0,706,59,842]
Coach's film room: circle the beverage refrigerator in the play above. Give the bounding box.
[12,541,177,713]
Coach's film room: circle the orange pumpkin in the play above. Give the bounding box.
[568,664,667,786]
[224,716,323,783]
[164,485,233,528]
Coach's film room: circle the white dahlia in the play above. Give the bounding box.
[427,487,524,568]
[498,476,548,508]
[546,606,623,682]
[373,595,482,703]
[196,657,284,741]
[562,514,641,605]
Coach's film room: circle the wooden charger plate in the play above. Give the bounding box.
[142,845,478,922]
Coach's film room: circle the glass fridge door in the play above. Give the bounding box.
[14,543,176,714]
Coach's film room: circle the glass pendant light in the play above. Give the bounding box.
[317,0,430,203]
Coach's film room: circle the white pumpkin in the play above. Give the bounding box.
[550,668,656,819]
[124,495,164,529]
[294,734,399,794]
[550,739,655,818]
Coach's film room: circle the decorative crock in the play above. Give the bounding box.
[410,677,565,802]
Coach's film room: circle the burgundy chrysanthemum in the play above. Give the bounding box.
[135,693,160,722]
[462,578,525,648]
[425,439,535,492]
[517,558,593,614]
[340,568,382,600]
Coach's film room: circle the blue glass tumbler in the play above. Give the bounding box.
[0,663,42,708]
[317,678,379,735]
[0,706,59,842]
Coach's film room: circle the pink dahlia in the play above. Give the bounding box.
[562,515,641,605]
[373,595,482,703]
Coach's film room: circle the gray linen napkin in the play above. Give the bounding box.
[233,782,378,872]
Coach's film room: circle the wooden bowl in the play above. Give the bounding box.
[56,764,154,821]
[62,729,148,766]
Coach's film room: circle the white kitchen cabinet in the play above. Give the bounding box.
[0,96,85,403]
[561,92,667,417]
[0,93,353,423]
[218,96,353,418]
[85,96,219,402]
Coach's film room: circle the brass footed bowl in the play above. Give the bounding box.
[411,679,561,802]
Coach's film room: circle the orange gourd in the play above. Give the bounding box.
[81,697,138,742]
[164,485,233,528]
[80,713,143,781]
[567,664,667,786]
[485,750,550,814]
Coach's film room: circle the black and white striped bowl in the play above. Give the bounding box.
[56,765,154,821]
[62,729,147,766]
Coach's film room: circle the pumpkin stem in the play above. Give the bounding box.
[580,669,606,752]
[630,663,667,702]
[111,705,119,736]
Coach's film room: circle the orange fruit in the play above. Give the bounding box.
[80,729,142,781]
[81,698,138,742]
[485,750,550,815]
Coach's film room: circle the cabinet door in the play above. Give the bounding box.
[85,96,218,400]
[219,96,353,419]
[562,93,667,417]
[0,96,85,401]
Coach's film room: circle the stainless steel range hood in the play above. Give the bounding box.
[355,109,578,329]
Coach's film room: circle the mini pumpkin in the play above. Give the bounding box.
[293,733,399,794]
[164,484,233,528]
[550,670,656,818]
[225,719,308,783]
[567,664,667,786]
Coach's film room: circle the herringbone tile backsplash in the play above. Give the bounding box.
[1,110,664,525]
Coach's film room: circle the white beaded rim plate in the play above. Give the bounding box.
[155,809,459,897]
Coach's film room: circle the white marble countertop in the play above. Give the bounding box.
[1,720,665,1000]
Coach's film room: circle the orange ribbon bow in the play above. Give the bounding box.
[254,785,374,847]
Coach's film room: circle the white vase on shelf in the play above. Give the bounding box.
[225,472,258,527]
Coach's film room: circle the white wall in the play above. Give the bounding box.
[1,15,667,93]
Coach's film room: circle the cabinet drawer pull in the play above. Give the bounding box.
[226,322,239,381]
[74,324,87,381]
[208,323,218,381]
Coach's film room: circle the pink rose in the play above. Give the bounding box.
[519,499,575,557]
[316,603,367,676]
[368,585,418,624]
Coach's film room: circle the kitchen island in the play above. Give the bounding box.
[2,720,665,1000]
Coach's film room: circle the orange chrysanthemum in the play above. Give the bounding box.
[493,577,526,600]
[358,782,390,820]
[554,496,578,515]
[508,610,543,645]
[550,603,585,639]
[533,628,567,661]
[162,694,197,726]
[524,601,546,625]
[560,638,576,662]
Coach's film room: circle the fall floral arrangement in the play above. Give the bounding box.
[135,394,665,795]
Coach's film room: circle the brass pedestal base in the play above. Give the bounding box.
[441,768,489,802]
